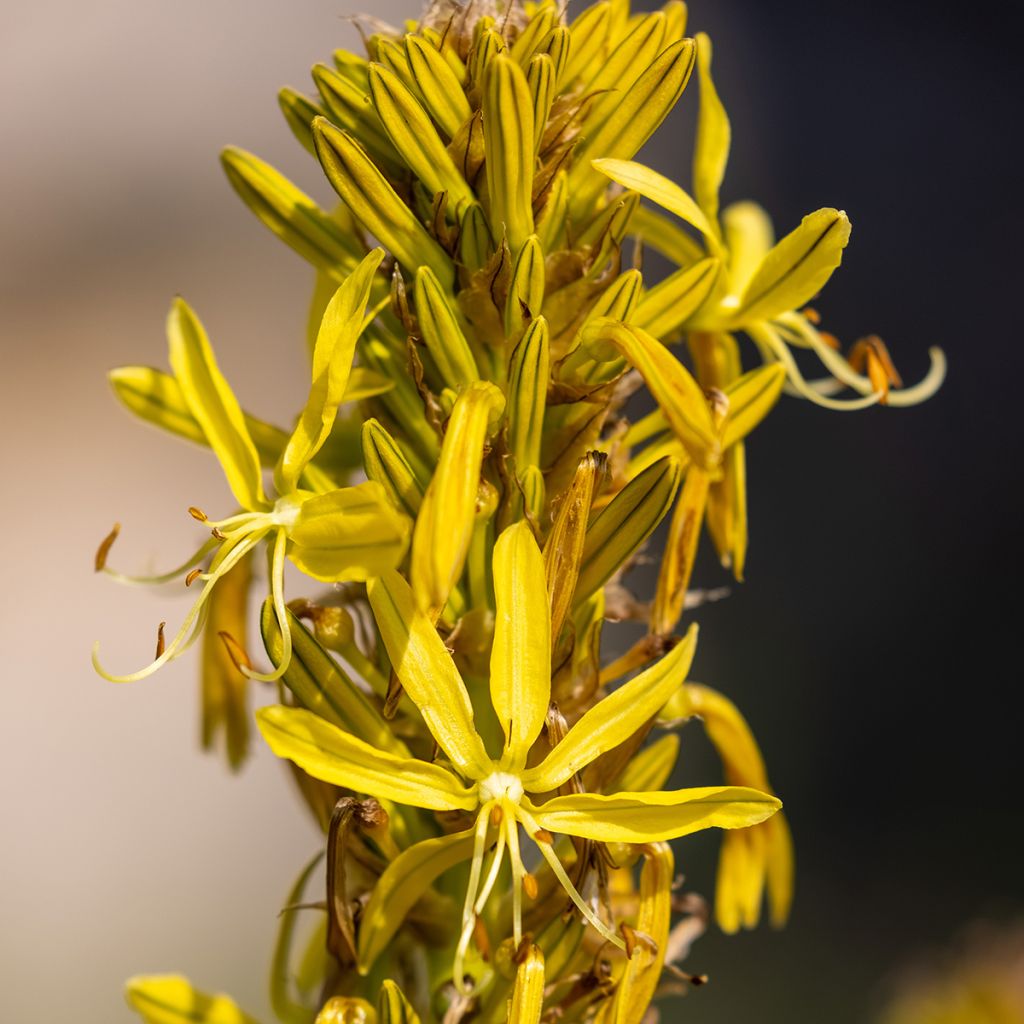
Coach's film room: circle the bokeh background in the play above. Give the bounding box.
[1,1,1018,1021]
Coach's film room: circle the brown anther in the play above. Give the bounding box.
[218,630,252,672]
[706,386,729,429]
[801,306,822,324]
[490,804,504,827]
[514,935,534,963]
[620,923,639,959]
[472,915,492,962]
[211,527,227,540]
[533,829,554,845]
[154,622,166,659]
[818,331,842,350]
[690,973,709,986]
[94,523,121,572]
[184,568,202,587]
[523,872,539,900]
[849,335,902,405]
[355,798,390,833]
[188,506,208,522]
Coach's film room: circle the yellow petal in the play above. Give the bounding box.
[367,569,491,778]
[524,624,697,792]
[526,54,555,151]
[361,418,426,518]
[313,118,454,287]
[257,705,474,811]
[405,35,472,139]
[633,257,721,339]
[358,828,476,974]
[414,267,480,390]
[125,976,261,1024]
[631,204,707,266]
[722,201,774,295]
[562,2,612,89]
[377,981,421,1024]
[575,454,682,602]
[288,482,410,582]
[260,601,409,758]
[692,33,730,232]
[410,381,504,619]
[735,208,851,324]
[527,785,780,843]
[276,249,384,493]
[509,945,546,1024]
[483,54,535,250]
[491,522,551,769]
[220,147,364,276]
[507,317,550,472]
[368,63,474,207]
[720,363,787,450]
[570,41,696,218]
[611,733,680,793]
[167,298,267,511]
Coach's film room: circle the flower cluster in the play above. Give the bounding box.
[98,1,942,1021]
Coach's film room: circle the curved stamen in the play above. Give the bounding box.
[454,804,496,994]
[518,808,625,953]
[100,536,220,587]
[198,510,267,532]
[240,527,291,683]
[505,804,525,947]
[93,527,270,683]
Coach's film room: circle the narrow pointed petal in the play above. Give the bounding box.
[167,298,267,511]
[410,381,504,619]
[287,482,410,582]
[633,257,721,338]
[611,734,680,793]
[692,33,731,231]
[378,980,422,1024]
[125,976,261,1024]
[527,785,780,843]
[257,705,474,811]
[358,828,476,973]
[735,208,851,324]
[367,569,491,778]
[491,523,551,768]
[524,624,698,792]
[720,363,787,450]
[276,249,384,493]
[722,201,774,294]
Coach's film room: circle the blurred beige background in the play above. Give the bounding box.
[0,2,407,1020]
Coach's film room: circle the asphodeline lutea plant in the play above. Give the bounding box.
[98,0,943,1021]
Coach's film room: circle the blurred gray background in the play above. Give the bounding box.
[1,1,1018,1022]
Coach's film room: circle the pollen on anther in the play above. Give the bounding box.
[188,506,208,522]
[533,828,553,845]
[185,569,202,587]
[155,622,166,659]
[219,631,252,672]
[523,872,539,900]
[490,804,505,827]
[94,523,121,572]
[211,527,227,540]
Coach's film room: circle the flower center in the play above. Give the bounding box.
[477,771,524,807]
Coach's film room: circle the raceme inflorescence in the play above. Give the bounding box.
[96,1,944,1021]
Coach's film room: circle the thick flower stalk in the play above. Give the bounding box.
[96,1,942,1021]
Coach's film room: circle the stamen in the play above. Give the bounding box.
[94,523,121,572]
[505,807,525,946]
[523,873,539,900]
[238,528,292,683]
[801,306,821,325]
[519,811,625,953]
[99,535,219,587]
[211,527,227,540]
[154,622,166,659]
[533,829,553,845]
[454,805,495,994]
[188,507,208,522]
[218,631,253,673]
[184,569,202,587]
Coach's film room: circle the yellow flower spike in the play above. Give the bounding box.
[505,235,546,339]
[575,454,682,603]
[568,39,697,219]
[377,980,421,1024]
[312,118,454,287]
[506,317,550,474]
[404,34,472,140]
[367,63,474,208]
[315,998,377,1024]
[410,381,505,620]
[632,256,722,339]
[672,682,794,932]
[508,946,546,1024]
[220,147,365,278]
[361,418,427,518]
[200,548,252,771]
[692,33,730,237]
[125,975,261,1024]
[277,87,325,156]
[544,451,607,645]
[259,528,779,989]
[415,266,481,390]
[483,53,535,251]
